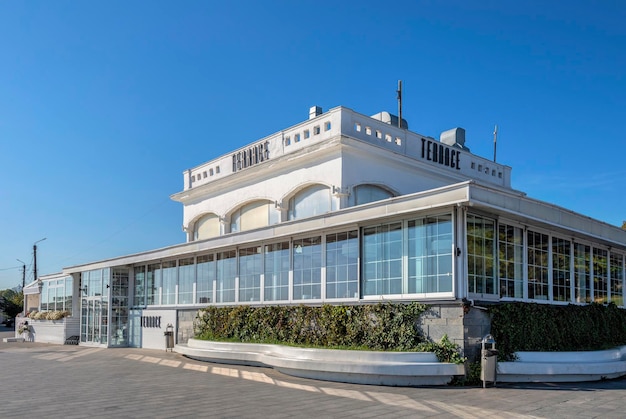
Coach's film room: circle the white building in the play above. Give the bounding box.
[32,105,626,354]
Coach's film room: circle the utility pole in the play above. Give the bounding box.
[17,258,26,316]
[33,238,46,283]
[16,259,26,288]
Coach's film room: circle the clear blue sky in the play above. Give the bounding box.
[1,1,625,290]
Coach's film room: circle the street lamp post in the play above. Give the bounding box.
[33,238,46,284]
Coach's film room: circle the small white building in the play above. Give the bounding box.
[33,105,626,354]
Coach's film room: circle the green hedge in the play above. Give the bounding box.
[490,302,626,359]
[194,302,464,363]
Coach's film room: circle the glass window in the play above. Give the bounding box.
[264,242,290,301]
[353,184,394,206]
[288,185,331,221]
[231,200,278,233]
[552,237,571,302]
[40,281,49,311]
[216,250,236,303]
[239,246,262,302]
[326,231,359,299]
[196,254,215,304]
[499,223,524,299]
[178,258,195,305]
[574,243,591,303]
[194,214,220,240]
[293,236,322,300]
[133,266,146,306]
[64,277,73,314]
[610,253,624,306]
[40,277,73,313]
[593,248,608,303]
[147,263,160,305]
[467,215,496,295]
[161,261,177,305]
[527,230,549,300]
[409,215,453,294]
[362,222,402,296]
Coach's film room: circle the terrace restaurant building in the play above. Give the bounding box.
[24,105,626,355]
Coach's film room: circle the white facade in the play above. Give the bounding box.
[37,104,626,352]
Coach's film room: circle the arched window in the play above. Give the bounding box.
[288,185,331,221]
[194,213,220,241]
[230,200,279,233]
[353,184,394,206]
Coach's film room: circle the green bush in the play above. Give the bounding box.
[490,302,626,360]
[194,302,464,363]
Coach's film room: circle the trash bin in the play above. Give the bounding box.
[164,323,174,352]
[480,334,498,388]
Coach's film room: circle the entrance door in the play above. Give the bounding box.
[80,268,110,345]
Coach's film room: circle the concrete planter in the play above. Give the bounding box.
[498,346,626,382]
[176,339,464,386]
[15,317,80,344]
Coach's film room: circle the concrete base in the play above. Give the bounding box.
[176,339,464,386]
[3,337,25,343]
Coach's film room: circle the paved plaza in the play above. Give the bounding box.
[1,328,625,418]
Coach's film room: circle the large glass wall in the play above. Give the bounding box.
[499,223,524,298]
[574,243,591,303]
[470,213,625,306]
[552,237,571,302]
[239,246,262,302]
[362,222,402,295]
[161,261,177,305]
[610,254,624,306]
[178,258,195,304]
[216,250,237,303]
[527,230,549,300]
[293,236,322,300]
[593,248,608,303]
[264,241,290,301]
[121,210,625,309]
[408,215,453,294]
[467,215,496,296]
[326,231,359,299]
[40,276,73,313]
[196,254,215,304]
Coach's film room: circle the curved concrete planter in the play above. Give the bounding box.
[498,346,626,382]
[176,339,464,386]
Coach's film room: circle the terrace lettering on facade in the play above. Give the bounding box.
[421,138,461,170]
[232,141,270,173]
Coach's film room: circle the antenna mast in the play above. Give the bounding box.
[396,80,403,128]
[493,125,498,162]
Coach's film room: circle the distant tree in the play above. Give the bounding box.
[0,289,23,319]
[622,221,626,230]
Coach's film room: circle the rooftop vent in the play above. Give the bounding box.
[440,127,470,151]
[309,106,322,119]
[370,111,408,129]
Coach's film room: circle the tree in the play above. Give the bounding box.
[0,289,24,320]
[622,221,626,230]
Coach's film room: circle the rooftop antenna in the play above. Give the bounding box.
[396,80,403,128]
[493,125,498,162]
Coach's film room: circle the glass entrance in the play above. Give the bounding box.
[80,268,109,345]
[110,268,129,346]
